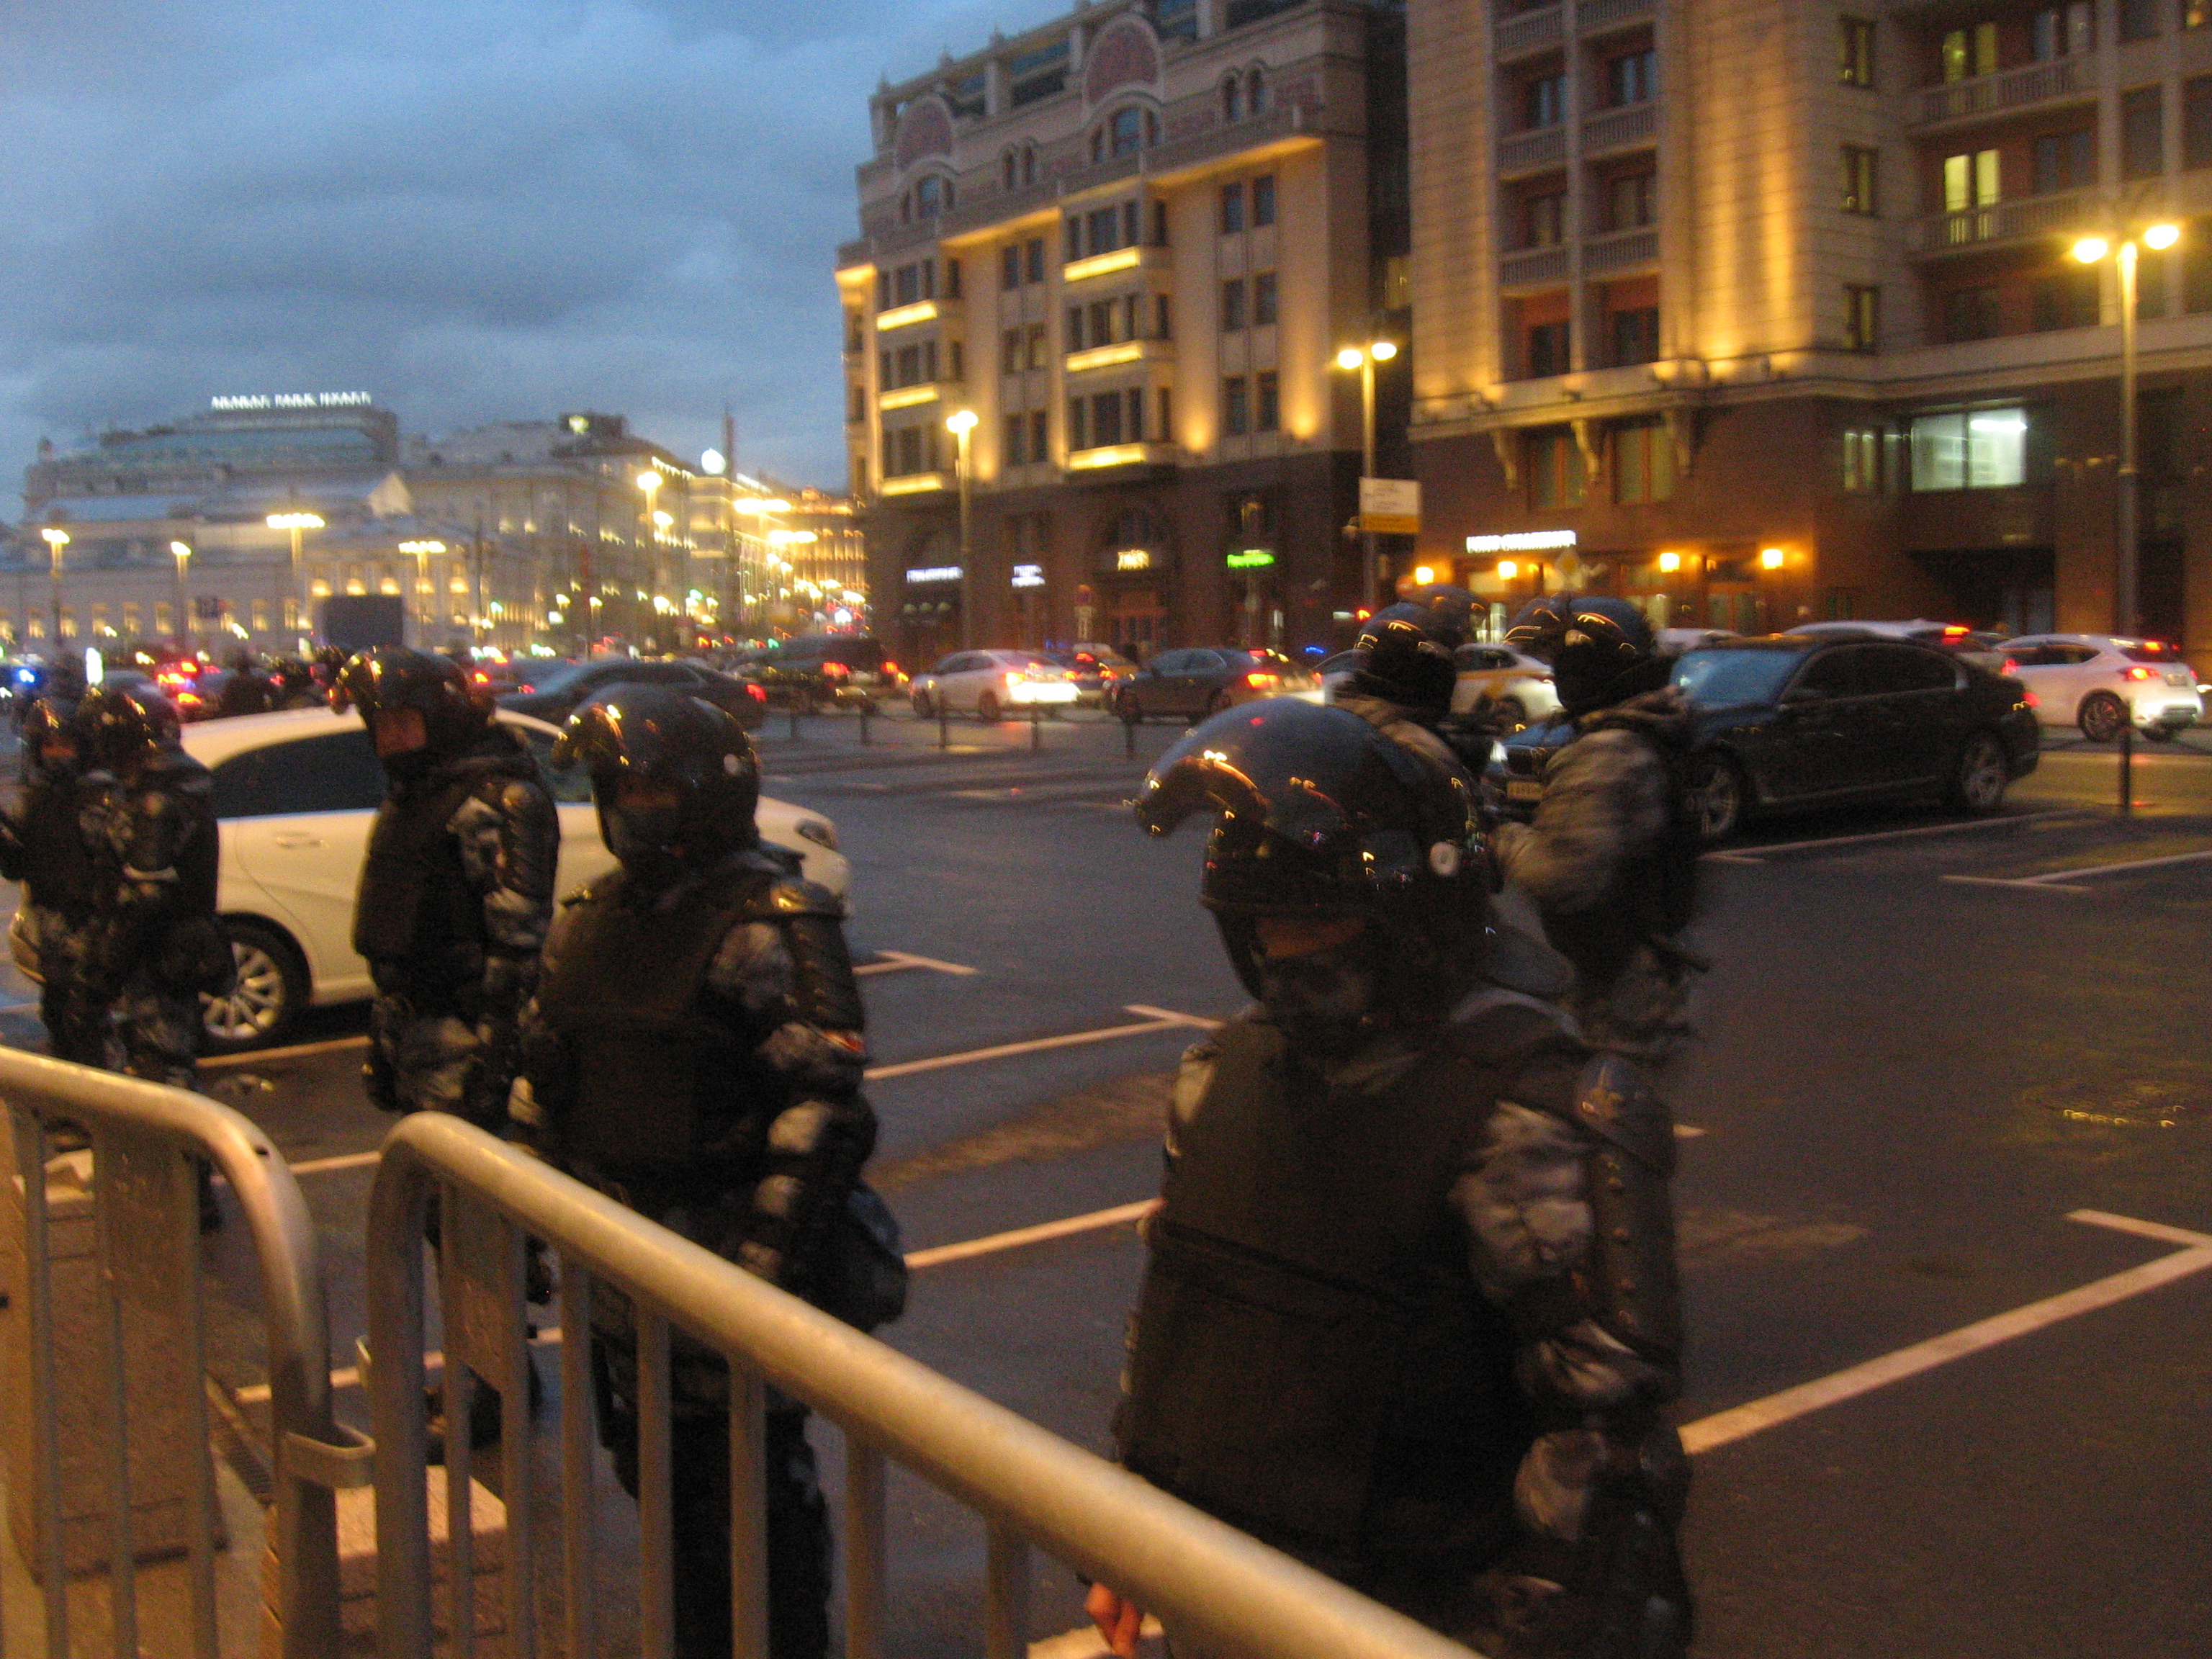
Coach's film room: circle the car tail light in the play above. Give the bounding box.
[881,660,898,676]
[2000,658,2018,675]
[515,683,535,694]
[1006,671,1024,686]
[2022,690,2039,708]
[747,683,768,701]
[2124,666,2156,680]
[1245,672,1280,689]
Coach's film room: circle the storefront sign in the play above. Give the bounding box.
[1358,478,1421,536]
[1011,564,1045,588]
[1466,530,1577,554]
[905,565,963,584]
[1115,549,1152,572]
[1226,549,1276,570]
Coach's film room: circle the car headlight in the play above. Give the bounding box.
[793,819,840,852]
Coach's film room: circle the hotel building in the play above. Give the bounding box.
[837,0,1409,662]
[1406,0,2212,660]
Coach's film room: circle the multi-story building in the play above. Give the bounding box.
[837,0,1408,664]
[1407,0,2212,660]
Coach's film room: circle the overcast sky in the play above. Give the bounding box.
[0,0,1065,503]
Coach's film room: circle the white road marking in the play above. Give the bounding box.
[856,950,979,978]
[1706,809,2082,864]
[1941,845,2212,894]
[0,1000,40,1015]
[864,1007,1218,1082]
[1673,1124,1707,1138]
[1120,1004,1223,1030]
[289,1150,382,1177]
[199,1034,370,1068]
[907,1201,1157,1270]
[1678,1209,2212,1455]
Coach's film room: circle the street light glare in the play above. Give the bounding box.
[945,409,979,435]
[2143,222,2181,251]
[1336,347,1365,371]
[1497,559,1519,580]
[266,512,325,530]
[1370,340,1399,361]
[40,527,69,547]
[636,471,661,493]
[2072,236,2110,264]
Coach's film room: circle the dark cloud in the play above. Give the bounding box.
[0,0,1064,494]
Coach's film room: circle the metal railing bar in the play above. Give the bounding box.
[90,1137,140,1659]
[439,1212,477,1659]
[730,1367,770,1659]
[984,1521,1030,1659]
[371,1118,1479,1659]
[635,1310,673,1659]
[842,1441,886,1659]
[14,1112,70,1657]
[497,1221,536,1659]
[558,1261,598,1659]
[179,1150,221,1659]
[368,1169,434,1659]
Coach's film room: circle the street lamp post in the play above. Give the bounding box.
[636,470,662,646]
[398,541,445,646]
[170,541,193,655]
[1334,340,1399,612]
[945,410,979,649]
[2073,222,2181,637]
[266,511,325,649]
[40,528,68,648]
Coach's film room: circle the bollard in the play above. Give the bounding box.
[2118,720,2134,814]
[860,701,873,745]
[788,702,801,742]
[938,699,950,751]
[1030,703,1043,752]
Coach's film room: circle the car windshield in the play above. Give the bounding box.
[516,660,591,693]
[1672,648,1801,708]
[997,652,1062,670]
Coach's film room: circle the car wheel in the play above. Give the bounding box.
[201,919,307,1053]
[1495,696,1528,732]
[1188,690,1226,726]
[910,691,933,719]
[1946,730,2010,816]
[977,691,1002,723]
[1689,754,1747,845]
[2077,692,2126,743]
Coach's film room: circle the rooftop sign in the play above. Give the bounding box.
[210,392,374,412]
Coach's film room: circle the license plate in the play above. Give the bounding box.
[1506,780,1545,801]
[2167,671,2193,686]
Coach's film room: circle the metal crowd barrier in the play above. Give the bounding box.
[367,1112,1480,1659]
[0,1046,360,1658]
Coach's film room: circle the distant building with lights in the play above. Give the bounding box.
[1405,0,2212,656]
[837,0,1408,662]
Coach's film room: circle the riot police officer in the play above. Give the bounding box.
[510,685,887,1659]
[1089,698,1691,1659]
[331,649,558,1128]
[0,694,109,1064]
[1494,596,1704,1064]
[215,650,274,718]
[74,684,230,1092]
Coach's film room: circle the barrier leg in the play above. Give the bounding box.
[2119,721,2134,814]
[843,1441,886,1659]
[559,1263,599,1659]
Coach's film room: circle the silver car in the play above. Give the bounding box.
[1996,634,2203,741]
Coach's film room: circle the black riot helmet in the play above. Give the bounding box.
[1506,593,1662,717]
[330,648,488,767]
[19,696,83,783]
[1133,698,1489,1007]
[76,682,181,772]
[553,685,760,873]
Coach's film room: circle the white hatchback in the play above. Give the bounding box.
[907,650,1079,721]
[17,708,850,1051]
[1996,634,2204,741]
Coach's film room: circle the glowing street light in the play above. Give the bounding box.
[267,511,325,645]
[170,541,194,651]
[1334,340,1401,610]
[2072,222,2183,634]
[946,409,979,648]
[399,540,446,641]
[40,527,68,644]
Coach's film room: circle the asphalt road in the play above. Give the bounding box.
[4,709,2208,1657]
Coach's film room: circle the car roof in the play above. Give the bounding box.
[2004,634,2170,650]
[179,706,560,765]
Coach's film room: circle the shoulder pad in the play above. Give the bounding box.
[1449,985,1580,1049]
[747,876,846,921]
[1568,1052,1676,1175]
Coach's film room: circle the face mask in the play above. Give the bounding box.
[607,799,687,878]
[1258,938,1379,1058]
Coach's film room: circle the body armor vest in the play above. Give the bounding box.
[353,775,482,980]
[1120,1004,1561,1569]
[532,871,765,1179]
[1539,719,1699,987]
[19,782,96,920]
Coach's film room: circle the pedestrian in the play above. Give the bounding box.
[0,693,111,1064]
[74,683,231,1094]
[509,685,898,1659]
[215,650,274,718]
[1090,698,1691,1659]
[1492,596,1706,1066]
[334,648,559,1442]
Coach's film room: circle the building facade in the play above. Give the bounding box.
[838,0,1408,666]
[1406,0,2212,664]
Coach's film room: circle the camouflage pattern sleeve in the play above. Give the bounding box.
[1489,728,1671,912]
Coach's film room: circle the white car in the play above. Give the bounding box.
[9,708,849,1052]
[907,650,1079,721]
[1995,634,2203,742]
[1449,644,1562,727]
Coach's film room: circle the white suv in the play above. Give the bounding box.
[1996,634,2203,742]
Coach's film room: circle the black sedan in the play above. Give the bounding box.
[1490,631,2039,842]
[1110,647,1321,723]
[497,656,768,727]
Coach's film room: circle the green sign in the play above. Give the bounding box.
[1226,548,1276,570]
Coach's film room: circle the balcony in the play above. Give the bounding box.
[1584,225,1658,274]
[1065,441,1176,473]
[1501,246,1570,288]
[1498,124,1568,174]
[1495,4,1563,61]
[878,471,952,498]
[1578,0,1655,31]
[1064,338,1177,375]
[1912,187,2093,256]
[1583,100,1656,156]
[1062,243,1174,286]
[1912,56,2092,128]
[879,381,963,413]
[875,300,942,333]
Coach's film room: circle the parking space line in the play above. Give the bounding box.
[289,1150,382,1177]
[200,1034,371,1069]
[1941,845,2212,894]
[863,1006,1220,1082]
[907,1201,1157,1270]
[856,950,979,978]
[1678,1210,2212,1456]
[1707,809,2084,864]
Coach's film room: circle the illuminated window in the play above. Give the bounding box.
[1943,149,1999,211]
[1839,17,1876,86]
[1910,408,2028,490]
[1941,24,1996,81]
[1845,283,1881,350]
[1843,145,1879,215]
[1842,426,1882,493]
